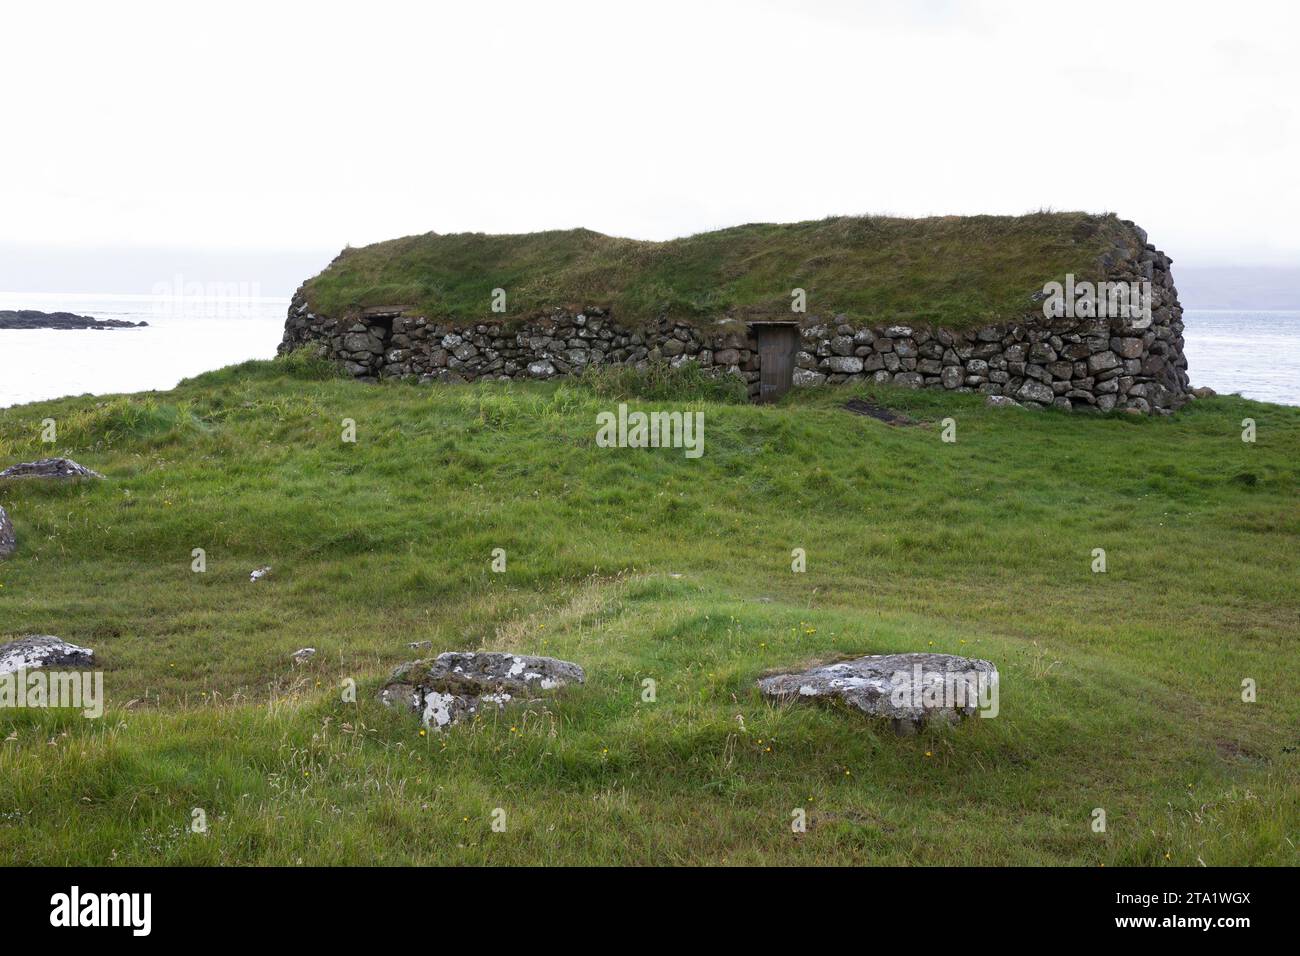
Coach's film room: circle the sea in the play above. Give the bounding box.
[1178,311,1300,406]
[0,292,288,409]
[1,295,1297,408]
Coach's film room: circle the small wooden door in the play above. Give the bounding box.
[755,325,798,402]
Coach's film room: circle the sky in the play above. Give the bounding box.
[2,0,1297,295]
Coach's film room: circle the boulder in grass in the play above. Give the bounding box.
[758,652,998,734]
[0,458,103,481]
[380,651,585,730]
[0,635,95,675]
[0,505,14,559]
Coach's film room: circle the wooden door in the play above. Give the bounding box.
[755,325,798,402]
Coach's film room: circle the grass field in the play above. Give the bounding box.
[1,354,1297,865]
[302,211,1131,328]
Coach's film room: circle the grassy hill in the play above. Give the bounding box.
[0,358,1297,865]
[303,212,1134,328]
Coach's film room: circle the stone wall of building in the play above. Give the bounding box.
[279,222,1190,413]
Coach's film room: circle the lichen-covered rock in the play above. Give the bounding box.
[1015,380,1055,405]
[0,635,95,675]
[0,505,14,559]
[380,651,585,730]
[824,356,863,374]
[758,652,998,734]
[413,651,585,696]
[0,458,103,481]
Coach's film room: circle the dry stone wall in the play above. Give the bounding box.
[280,222,1191,413]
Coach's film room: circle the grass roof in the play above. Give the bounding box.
[302,211,1136,329]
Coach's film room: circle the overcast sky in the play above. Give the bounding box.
[3,0,1297,294]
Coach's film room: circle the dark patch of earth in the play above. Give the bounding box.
[841,398,918,426]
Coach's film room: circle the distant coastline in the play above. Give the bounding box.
[0,309,148,330]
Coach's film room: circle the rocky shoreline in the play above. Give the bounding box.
[0,309,148,330]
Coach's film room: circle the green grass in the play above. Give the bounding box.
[0,356,1297,865]
[304,211,1132,329]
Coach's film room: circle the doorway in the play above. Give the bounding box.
[752,323,799,403]
[362,307,400,341]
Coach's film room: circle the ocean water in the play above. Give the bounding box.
[1,296,1297,408]
[0,292,288,408]
[1181,310,1300,406]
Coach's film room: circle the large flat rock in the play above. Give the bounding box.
[0,458,103,481]
[0,635,95,675]
[759,652,998,732]
[380,651,585,730]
